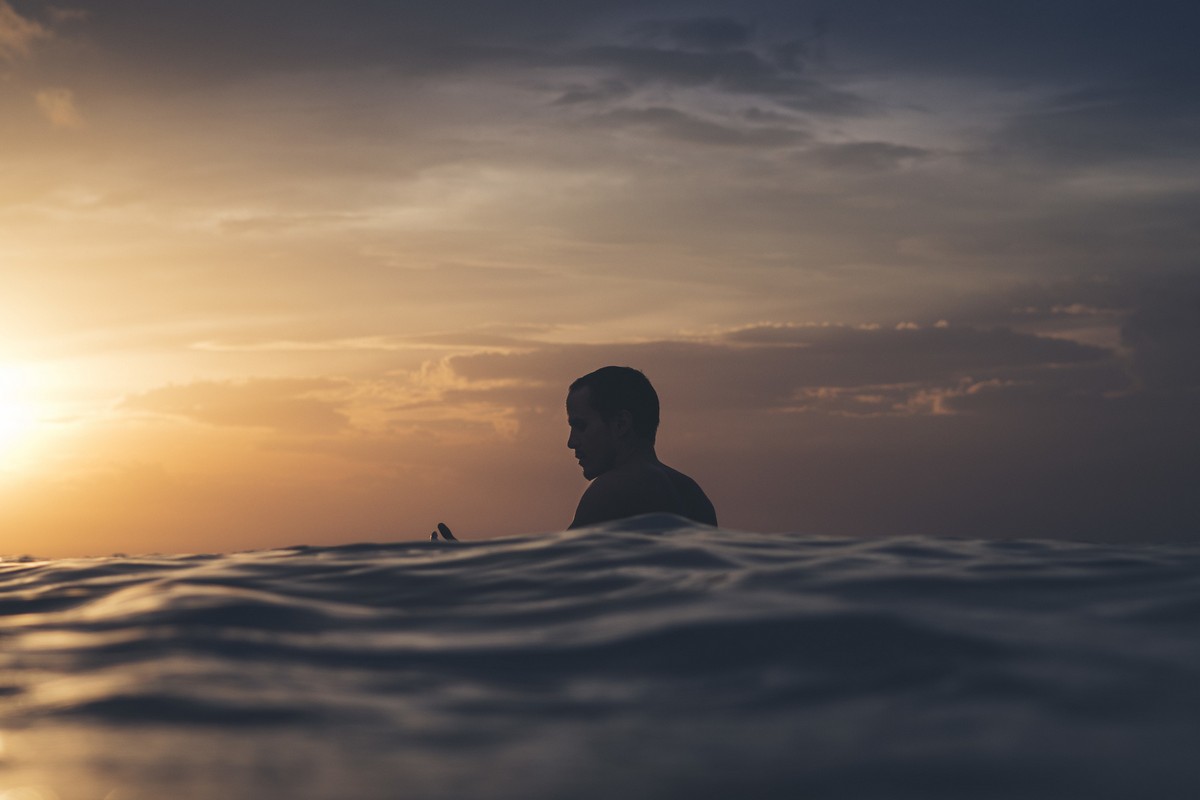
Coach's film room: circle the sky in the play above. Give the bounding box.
[1,0,1198,556]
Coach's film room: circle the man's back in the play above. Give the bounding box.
[569,458,717,529]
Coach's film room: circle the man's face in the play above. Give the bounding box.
[566,387,617,480]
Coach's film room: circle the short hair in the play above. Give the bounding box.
[569,366,660,444]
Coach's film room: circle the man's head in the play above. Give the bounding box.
[566,366,659,479]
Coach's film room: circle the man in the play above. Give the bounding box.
[432,366,716,540]
[566,366,717,529]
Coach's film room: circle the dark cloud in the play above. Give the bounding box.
[424,312,1198,542]
[954,275,1200,388]
[743,106,799,124]
[818,1,1200,84]
[945,276,1138,332]
[998,80,1200,166]
[1121,277,1200,391]
[122,378,351,434]
[441,323,1118,424]
[45,0,594,89]
[810,142,932,171]
[595,106,809,148]
[43,1,1200,112]
[575,45,788,91]
[771,38,811,73]
[551,79,632,106]
[626,17,754,52]
[64,3,777,83]
[571,44,866,113]
[722,324,1110,388]
[940,362,1133,415]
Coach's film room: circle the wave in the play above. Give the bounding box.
[2,516,1199,799]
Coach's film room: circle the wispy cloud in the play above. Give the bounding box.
[0,1,49,61]
[594,105,809,147]
[627,17,754,52]
[121,378,352,434]
[35,87,83,127]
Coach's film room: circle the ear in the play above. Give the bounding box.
[611,409,634,438]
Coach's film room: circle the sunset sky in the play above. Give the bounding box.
[2,0,1197,556]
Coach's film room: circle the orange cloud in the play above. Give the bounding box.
[35,87,83,127]
[0,1,48,61]
[121,378,352,434]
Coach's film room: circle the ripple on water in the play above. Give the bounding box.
[2,516,1199,799]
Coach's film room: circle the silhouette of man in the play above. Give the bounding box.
[566,366,716,529]
[431,365,716,540]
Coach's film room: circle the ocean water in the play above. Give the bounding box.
[2,515,1199,800]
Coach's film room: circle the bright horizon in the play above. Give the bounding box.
[2,1,1198,557]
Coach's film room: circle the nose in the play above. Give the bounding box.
[567,430,577,450]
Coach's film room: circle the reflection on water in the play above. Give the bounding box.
[3,515,1200,799]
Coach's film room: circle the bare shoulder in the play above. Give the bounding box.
[659,464,718,527]
[569,469,642,529]
[570,462,717,529]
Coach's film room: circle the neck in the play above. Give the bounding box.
[614,441,658,469]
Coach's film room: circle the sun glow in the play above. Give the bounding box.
[0,364,45,468]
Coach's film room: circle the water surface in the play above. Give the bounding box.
[3,516,1199,799]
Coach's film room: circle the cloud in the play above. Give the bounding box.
[572,43,865,113]
[0,0,49,60]
[595,106,809,147]
[15,281,1200,553]
[6,1,1200,553]
[1121,276,1200,391]
[34,87,83,127]
[627,17,753,52]
[49,7,89,24]
[121,378,351,434]
[810,142,932,171]
[428,323,1120,439]
[163,323,1108,451]
[551,79,632,106]
[61,0,601,86]
[720,323,1111,390]
[420,318,1197,542]
[810,2,1199,86]
[999,80,1200,166]
[951,274,1199,375]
